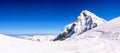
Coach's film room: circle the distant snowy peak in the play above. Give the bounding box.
[53,10,107,41]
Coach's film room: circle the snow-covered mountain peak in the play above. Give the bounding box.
[81,10,92,16]
[79,10,97,18]
[77,10,106,24]
[53,10,107,41]
[77,16,120,40]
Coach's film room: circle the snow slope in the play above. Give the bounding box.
[0,33,120,53]
[77,17,120,40]
[0,34,41,53]
[54,10,106,41]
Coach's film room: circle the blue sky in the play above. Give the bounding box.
[0,0,120,34]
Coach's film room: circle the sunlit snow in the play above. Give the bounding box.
[0,10,120,53]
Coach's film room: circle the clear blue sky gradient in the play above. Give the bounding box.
[0,0,120,34]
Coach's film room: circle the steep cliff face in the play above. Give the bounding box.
[53,10,107,41]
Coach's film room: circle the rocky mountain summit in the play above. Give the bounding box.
[53,10,107,41]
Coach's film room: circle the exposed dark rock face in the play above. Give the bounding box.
[53,32,68,41]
